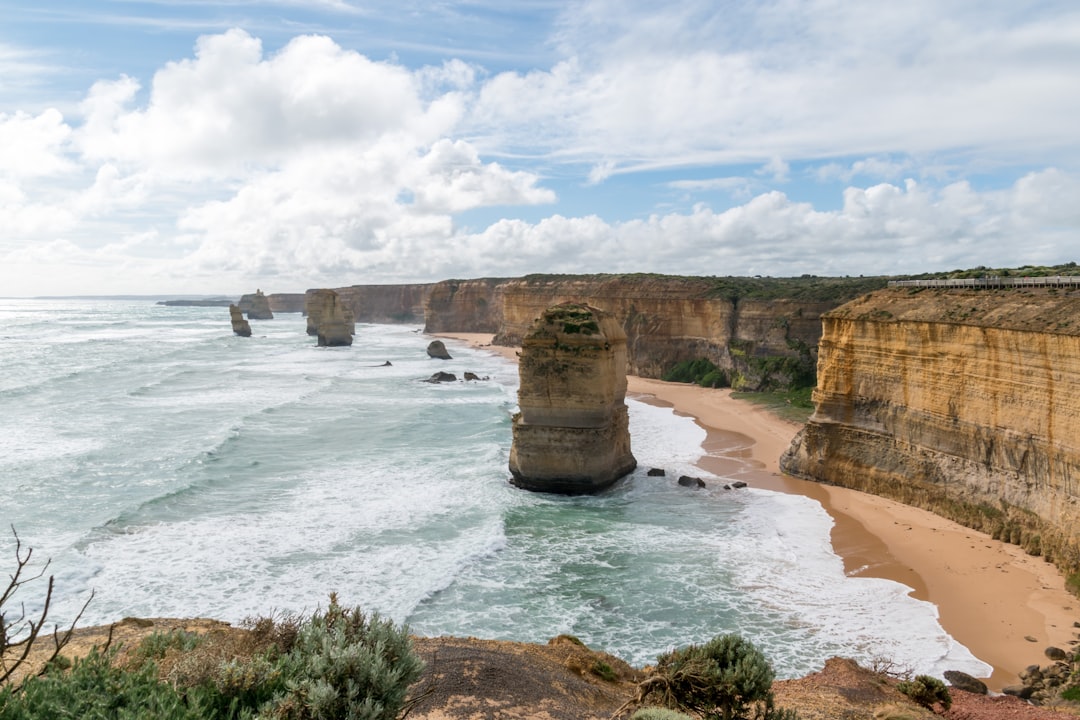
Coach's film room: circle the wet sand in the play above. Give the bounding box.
[437,332,1078,689]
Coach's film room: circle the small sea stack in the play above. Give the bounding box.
[508,303,636,494]
[229,304,251,337]
[240,289,274,320]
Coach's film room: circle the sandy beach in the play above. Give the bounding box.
[436,332,1078,690]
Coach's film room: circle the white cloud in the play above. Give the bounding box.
[470,0,1080,173]
[75,30,443,177]
[0,109,74,177]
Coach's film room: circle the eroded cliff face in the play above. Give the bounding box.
[483,276,834,384]
[423,279,507,333]
[332,284,434,324]
[509,304,636,494]
[781,288,1080,578]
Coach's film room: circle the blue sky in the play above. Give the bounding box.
[1,0,1078,295]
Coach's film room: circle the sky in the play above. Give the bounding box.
[1,0,1079,296]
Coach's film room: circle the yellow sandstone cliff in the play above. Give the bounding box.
[781,287,1080,581]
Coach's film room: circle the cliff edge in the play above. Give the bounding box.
[781,286,1080,582]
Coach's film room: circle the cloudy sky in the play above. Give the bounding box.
[2,0,1079,296]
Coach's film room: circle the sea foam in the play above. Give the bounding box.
[0,299,989,679]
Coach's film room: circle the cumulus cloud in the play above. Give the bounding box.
[0,109,74,177]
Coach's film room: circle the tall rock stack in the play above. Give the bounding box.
[509,303,636,494]
[229,304,252,337]
[305,289,354,347]
[238,289,274,319]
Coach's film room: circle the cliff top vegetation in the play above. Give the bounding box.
[829,285,1080,335]
[514,272,891,302]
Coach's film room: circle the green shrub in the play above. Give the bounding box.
[592,659,618,682]
[663,359,729,388]
[0,590,423,720]
[643,634,796,720]
[136,629,204,660]
[631,708,696,720]
[1060,685,1080,702]
[896,674,951,710]
[0,647,217,720]
[267,594,425,720]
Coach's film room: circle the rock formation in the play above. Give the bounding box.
[508,303,636,494]
[274,274,879,389]
[229,304,251,337]
[317,284,435,324]
[781,287,1080,580]
[239,289,274,320]
[305,289,355,341]
[305,289,354,346]
[426,340,452,359]
[266,293,305,313]
[424,278,506,333]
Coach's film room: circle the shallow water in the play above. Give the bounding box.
[0,299,989,677]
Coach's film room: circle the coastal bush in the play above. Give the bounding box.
[632,633,798,720]
[631,708,695,720]
[896,674,951,710]
[663,358,729,388]
[1,581,423,720]
[592,659,618,682]
[0,647,216,720]
[266,593,425,720]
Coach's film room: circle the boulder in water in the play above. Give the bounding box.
[427,340,452,359]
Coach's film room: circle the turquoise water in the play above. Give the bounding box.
[0,299,989,678]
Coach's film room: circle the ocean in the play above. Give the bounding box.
[0,298,990,678]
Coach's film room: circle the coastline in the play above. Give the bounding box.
[436,332,1078,690]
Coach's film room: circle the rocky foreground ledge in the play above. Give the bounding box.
[10,618,1080,720]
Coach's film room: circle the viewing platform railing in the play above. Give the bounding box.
[888,276,1080,289]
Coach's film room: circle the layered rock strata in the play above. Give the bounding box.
[229,304,251,337]
[509,304,636,494]
[305,289,354,346]
[781,287,1080,579]
[331,284,434,324]
[424,278,507,333]
[244,289,274,320]
[266,293,305,313]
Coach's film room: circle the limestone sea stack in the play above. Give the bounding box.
[242,289,274,320]
[229,304,251,337]
[304,289,354,347]
[508,303,636,494]
[305,289,355,341]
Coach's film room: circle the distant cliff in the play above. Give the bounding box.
[314,284,434,324]
[491,276,841,382]
[781,287,1080,583]
[296,274,881,387]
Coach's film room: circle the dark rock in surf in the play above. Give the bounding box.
[427,340,452,360]
[678,475,706,488]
